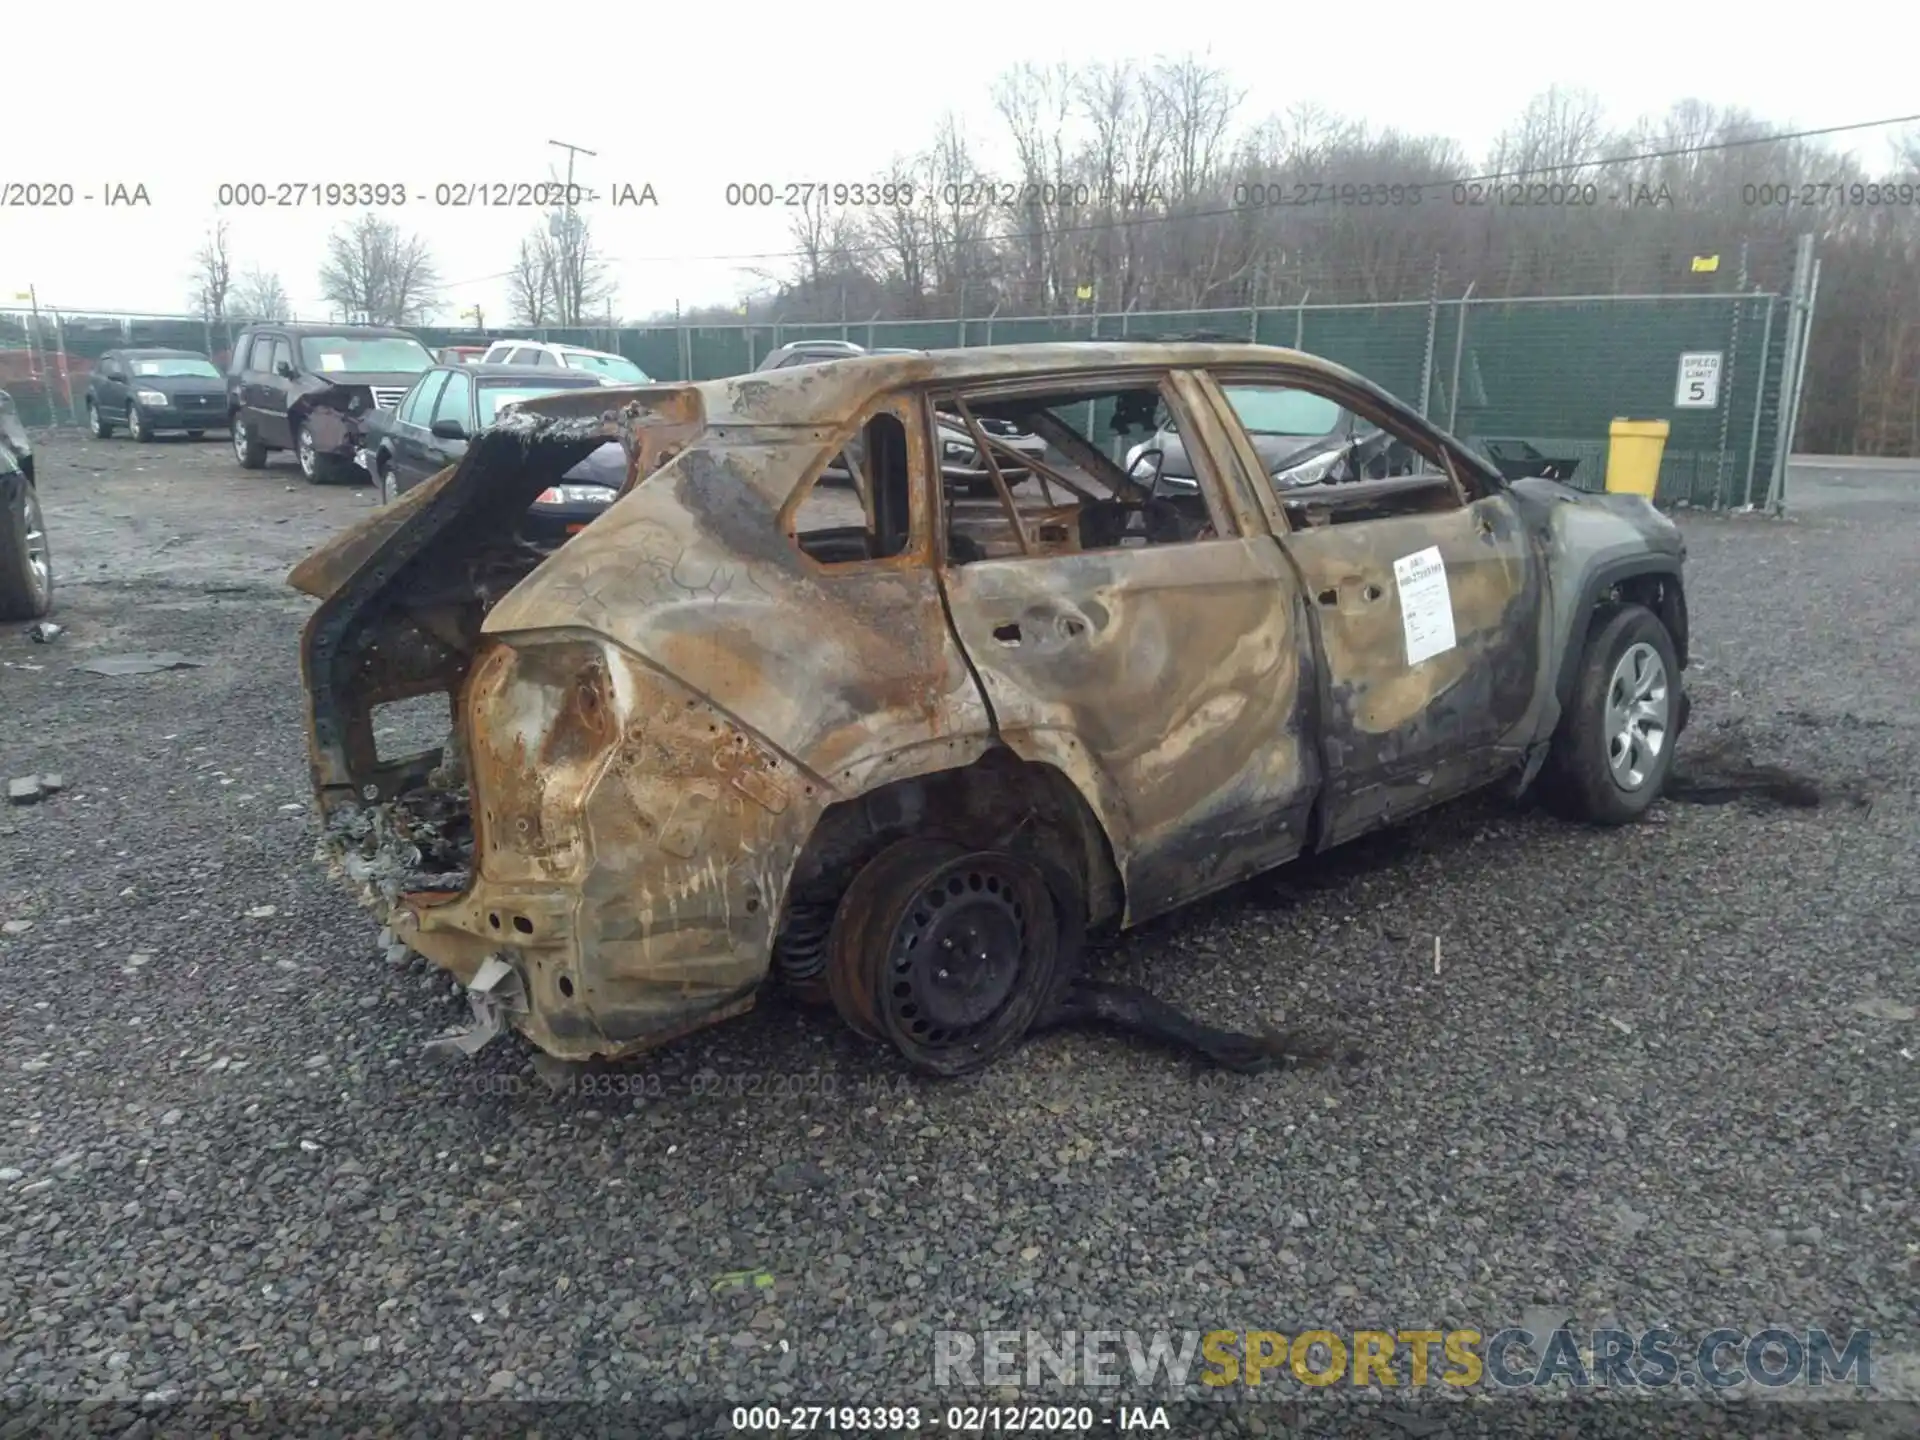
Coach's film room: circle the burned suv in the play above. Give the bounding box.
[293,343,1691,1079]
[228,324,436,483]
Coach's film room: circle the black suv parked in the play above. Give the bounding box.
[85,348,228,441]
[0,388,51,620]
[226,324,436,483]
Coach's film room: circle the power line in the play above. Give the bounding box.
[434,109,1920,287]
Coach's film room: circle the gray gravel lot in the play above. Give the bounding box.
[2,433,1916,1435]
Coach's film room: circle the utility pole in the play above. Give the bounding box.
[548,137,597,206]
[547,138,597,324]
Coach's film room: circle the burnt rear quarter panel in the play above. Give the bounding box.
[481,438,995,798]
[421,430,1001,1055]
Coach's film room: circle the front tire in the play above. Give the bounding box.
[232,414,267,469]
[295,418,329,484]
[1542,602,1681,824]
[87,400,112,439]
[0,481,53,621]
[127,403,152,443]
[374,451,397,505]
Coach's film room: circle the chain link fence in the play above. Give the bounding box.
[0,288,1803,509]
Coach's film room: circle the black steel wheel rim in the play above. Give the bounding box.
[882,856,1043,1051]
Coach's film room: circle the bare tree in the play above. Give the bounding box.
[860,161,934,314]
[507,234,555,324]
[317,212,442,324]
[922,113,998,312]
[647,59,1920,455]
[190,220,234,322]
[230,267,291,321]
[1154,55,1238,205]
[993,65,1079,311]
[545,209,617,325]
[507,212,615,326]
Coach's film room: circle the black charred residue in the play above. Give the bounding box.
[303,417,606,795]
[1033,977,1349,1074]
[1315,568,1543,845]
[675,446,807,573]
[1125,790,1316,925]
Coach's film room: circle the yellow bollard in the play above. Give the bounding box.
[1605,418,1669,498]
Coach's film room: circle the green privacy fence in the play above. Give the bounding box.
[1,292,1793,509]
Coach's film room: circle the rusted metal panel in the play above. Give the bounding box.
[484,423,993,797]
[940,538,1317,924]
[386,641,827,1060]
[299,378,1001,1061]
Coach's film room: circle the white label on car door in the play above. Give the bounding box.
[1393,545,1457,666]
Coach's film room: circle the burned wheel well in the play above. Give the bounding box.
[1607,571,1688,668]
[770,749,1124,993]
[1550,562,1689,723]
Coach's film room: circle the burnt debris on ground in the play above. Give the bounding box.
[1664,714,1876,811]
[1032,977,1361,1073]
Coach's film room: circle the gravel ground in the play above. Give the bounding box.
[2,433,1916,1436]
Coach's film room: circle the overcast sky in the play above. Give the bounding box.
[6,0,1915,325]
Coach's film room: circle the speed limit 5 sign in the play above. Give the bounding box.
[1675,352,1723,408]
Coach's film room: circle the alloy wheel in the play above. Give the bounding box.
[21,486,50,605]
[1605,641,1670,791]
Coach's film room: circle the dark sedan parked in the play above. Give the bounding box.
[86,349,229,441]
[361,363,629,543]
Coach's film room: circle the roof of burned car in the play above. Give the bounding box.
[502,341,1379,429]
[117,347,210,358]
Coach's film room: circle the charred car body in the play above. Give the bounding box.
[292,343,1691,1077]
[756,340,1046,493]
[228,324,436,483]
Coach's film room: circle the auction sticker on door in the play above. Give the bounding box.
[1394,546,1456,665]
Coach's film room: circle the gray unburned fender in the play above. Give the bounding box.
[1505,480,1691,785]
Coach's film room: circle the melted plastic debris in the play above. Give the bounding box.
[321,786,474,919]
